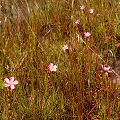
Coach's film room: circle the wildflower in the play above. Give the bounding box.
[101,64,112,73]
[4,77,18,89]
[75,19,80,24]
[84,32,91,37]
[62,45,68,51]
[48,63,57,72]
[80,5,85,10]
[89,9,94,14]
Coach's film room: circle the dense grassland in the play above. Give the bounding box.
[0,0,120,119]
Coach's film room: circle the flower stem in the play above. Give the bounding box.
[8,88,13,120]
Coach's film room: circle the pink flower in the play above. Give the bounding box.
[80,5,85,10]
[4,77,18,89]
[75,19,80,24]
[62,45,68,51]
[84,32,91,37]
[101,64,112,73]
[89,9,94,14]
[48,63,57,72]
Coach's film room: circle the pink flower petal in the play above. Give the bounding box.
[108,70,112,73]
[101,64,103,69]
[103,68,106,71]
[101,64,112,73]
[84,32,91,37]
[106,66,110,70]
[9,77,14,82]
[80,5,85,10]
[89,9,94,14]
[5,78,10,83]
[54,65,57,69]
[62,45,68,51]
[10,85,15,89]
[4,84,10,87]
[48,63,53,68]
[75,19,80,24]
[13,80,18,85]
[53,65,57,71]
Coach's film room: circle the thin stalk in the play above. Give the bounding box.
[7,88,13,120]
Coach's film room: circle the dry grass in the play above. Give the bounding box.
[0,0,120,119]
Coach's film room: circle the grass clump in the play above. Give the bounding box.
[0,0,120,119]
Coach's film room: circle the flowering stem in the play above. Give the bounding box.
[105,72,111,120]
[7,87,13,120]
[47,71,52,92]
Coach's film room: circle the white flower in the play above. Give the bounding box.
[62,45,68,51]
[84,32,91,37]
[89,9,94,14]
[48,63,57,72]
[4,77,18,89]
[80,5,85,10]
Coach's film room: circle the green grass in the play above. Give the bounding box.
[0,0,120,119]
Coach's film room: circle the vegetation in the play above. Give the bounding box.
[0,0,120,119]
